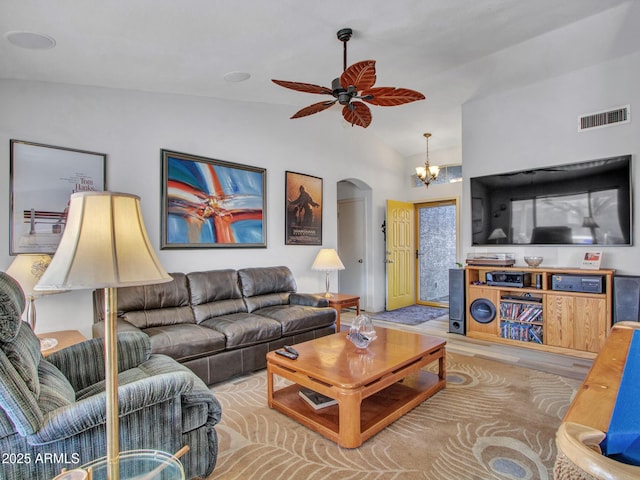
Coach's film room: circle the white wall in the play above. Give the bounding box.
[0,79,404,336]
[461,50,640,274]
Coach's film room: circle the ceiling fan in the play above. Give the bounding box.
[272,28,425,128]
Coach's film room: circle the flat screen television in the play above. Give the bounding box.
[470,154,632,246]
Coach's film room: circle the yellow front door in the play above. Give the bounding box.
[386,200,415,310]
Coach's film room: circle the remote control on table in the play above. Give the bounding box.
[284,345,299,356]
[275,349,298,360]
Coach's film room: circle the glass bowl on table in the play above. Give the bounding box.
[524,256,543,268]
[347,314,377,349]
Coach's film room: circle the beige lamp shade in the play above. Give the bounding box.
[35,191,171,291]
[311,248,345,271]
[6,254,52,297]
[6,254,53,330]
[311,248,345,298]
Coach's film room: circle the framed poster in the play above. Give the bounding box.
[9,140,106,255]
[161,149,266,249]
[285,171,322,245]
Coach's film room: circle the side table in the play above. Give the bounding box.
[38,330,87,357]
[323,293,360,331]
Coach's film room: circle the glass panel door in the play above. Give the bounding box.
[416,199,458,306]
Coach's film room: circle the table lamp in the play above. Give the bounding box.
[35,191,172,480]
[311,248,345,298]
[6,254,52,330]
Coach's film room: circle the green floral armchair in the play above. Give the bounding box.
[0,272,221,480]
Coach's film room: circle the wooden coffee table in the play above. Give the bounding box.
[266,326,446,448]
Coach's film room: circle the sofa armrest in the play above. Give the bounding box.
[290,293,329,308]
[47,332,152,392]
[182,375,223,426]
[27,371,194,445]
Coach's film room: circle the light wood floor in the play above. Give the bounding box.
[340,309,593,381]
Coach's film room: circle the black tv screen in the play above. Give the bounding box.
[470,155,632,246]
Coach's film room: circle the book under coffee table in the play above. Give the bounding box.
[266,326,446,448]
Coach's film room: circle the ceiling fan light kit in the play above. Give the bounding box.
[272,27,425,128]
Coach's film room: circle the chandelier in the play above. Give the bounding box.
[415,133,440,187]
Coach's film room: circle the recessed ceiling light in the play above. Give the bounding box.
[223,71,251,83]
[4,31,56,50]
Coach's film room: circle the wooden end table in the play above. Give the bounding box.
[38,330,87,357]
[267,326,446,448]
[322,293,360,331]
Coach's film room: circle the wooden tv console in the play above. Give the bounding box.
[465,265,615,358]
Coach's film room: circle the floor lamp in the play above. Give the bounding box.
[35,192,172,480]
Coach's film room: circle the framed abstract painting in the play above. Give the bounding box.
[161,149,267,248]
[285,171,322,245]
[9,139,106,255]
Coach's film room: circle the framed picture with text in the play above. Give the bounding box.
[9,140,106,255]
[581,251,603,270]
[285,171,322,245]
[161,149,266,249]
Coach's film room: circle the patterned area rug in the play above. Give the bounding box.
[209,352,579,480]
[371,304,449,325]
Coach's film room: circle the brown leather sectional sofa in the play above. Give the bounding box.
[93,266,336,385]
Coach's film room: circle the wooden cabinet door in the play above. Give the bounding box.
[574,297,607,352]
[546,294,607,352]
[545,294,575,348]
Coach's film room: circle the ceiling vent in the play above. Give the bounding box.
[578,105,630,131]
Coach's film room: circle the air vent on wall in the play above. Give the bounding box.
[579,105,630,131]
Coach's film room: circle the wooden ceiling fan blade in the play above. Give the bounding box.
[360,87,425,106]
[291,100,337,119]
[340,60,376,91]
[342,101,372,128]
[272,79,333,95]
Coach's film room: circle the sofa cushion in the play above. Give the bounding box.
[1,322,42,396]
[113,273,195,328]
[187,270,247,323]
[242,292,292,313]
[142,324,226,362]
[37,360,75,415]
[200,313,282,349]
[238,266,297,313]
[254,305,336,335]
[75,353,177,400]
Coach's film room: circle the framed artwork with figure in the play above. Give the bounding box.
[9,139,106,255]
[285,171,322,245]
[161,149,267,249]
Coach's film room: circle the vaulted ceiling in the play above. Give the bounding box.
[1,0,636,157]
